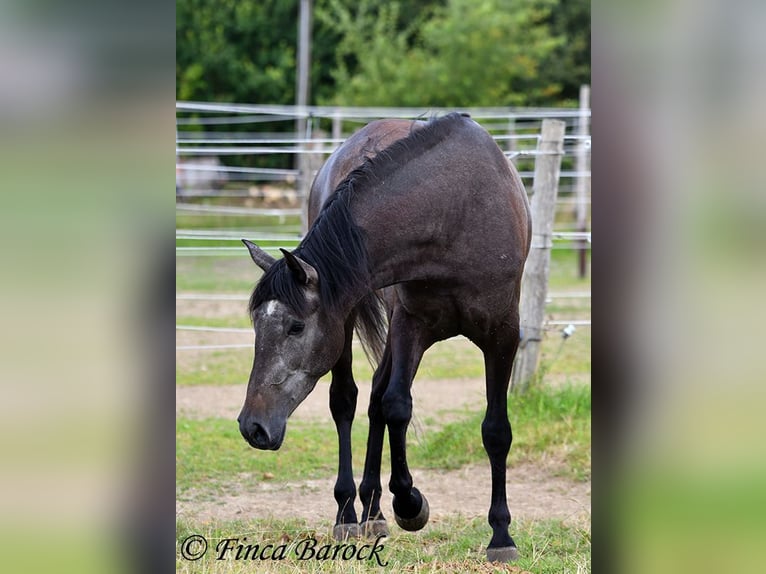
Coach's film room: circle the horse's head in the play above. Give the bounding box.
[237,240,346,450]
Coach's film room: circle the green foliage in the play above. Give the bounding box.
[317,0,565,107]
[176,0,589,107]
[540,0,591,105]
[176,0,298,104]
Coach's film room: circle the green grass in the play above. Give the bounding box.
[177,316,252,329]
[176,417,353,494]
[176,383,590,493]
[176,516,590,573]
[411,382,591,481]
[547,248,591,291]
[176,256,259,293]
[176,349,253,387]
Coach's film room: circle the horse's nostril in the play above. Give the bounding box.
[251,422,269,446]
[239,417,272,449]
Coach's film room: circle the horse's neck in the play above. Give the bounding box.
[352,190,450,289]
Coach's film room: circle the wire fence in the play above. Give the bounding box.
[176,103,591,225]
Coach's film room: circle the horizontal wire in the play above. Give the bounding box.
[175,231,590,246]
[177,325,251,333]
[177,344,253,351]
[175,291,589,302]
[176,204,302,216]
[177,164,298,176]
[177,293,250,301]
[177,101,591,120]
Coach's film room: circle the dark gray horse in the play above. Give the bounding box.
[239,113,531,562]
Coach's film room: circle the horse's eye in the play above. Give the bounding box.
[287,322,305,336]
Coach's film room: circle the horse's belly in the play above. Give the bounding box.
[395,280,515,342]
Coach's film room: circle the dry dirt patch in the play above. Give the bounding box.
[176,462,590,528]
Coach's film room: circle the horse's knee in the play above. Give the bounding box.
[330,383,358,423]
[481,417,512,457]
[381,391,412,427]
[367,390,383,420]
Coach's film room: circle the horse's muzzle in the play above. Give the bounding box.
[238,414,285,450]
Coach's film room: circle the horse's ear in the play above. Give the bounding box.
[242,239,276,271]
[279,249,318,286]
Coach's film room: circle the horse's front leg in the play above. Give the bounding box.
[329,319,360,540]
[358,340,392,537]
[381,308,432,532]
[481,326,521,562]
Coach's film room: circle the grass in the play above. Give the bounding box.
[411,382,591,481]
[176,256,258,293]
[175,515,590,573]
[176,417,364,494]
[176,383,590,493]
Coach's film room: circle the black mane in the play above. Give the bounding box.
[250,188,370,318]
[249,112,469,360]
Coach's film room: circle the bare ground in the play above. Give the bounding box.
[176,462,590,529]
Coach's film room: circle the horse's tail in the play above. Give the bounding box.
[354,291,388,366]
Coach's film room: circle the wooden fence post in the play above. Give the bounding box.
[511,119,566,391]
[297,115,313,235]
[506,115,516,154]
[575,84,591,278]
[332,111,342,143]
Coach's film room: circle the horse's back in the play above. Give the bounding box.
[372,115,530,275]
[308,119,425,223]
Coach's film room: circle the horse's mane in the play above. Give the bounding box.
[250,112,469,362]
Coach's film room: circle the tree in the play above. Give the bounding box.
[539,0,591,105]
[176,0,298,104]
[176,0,590,108]
[317,0,566,107]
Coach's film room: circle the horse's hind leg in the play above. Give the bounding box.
[329,318,360,540]
[481,326,521,562]
[358,340,392,537]
[381,307,432,532]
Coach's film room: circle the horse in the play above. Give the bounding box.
[238,112,531,562]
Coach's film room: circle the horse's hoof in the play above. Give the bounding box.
[393,491,429,532]
[360,519,389,538]
[332,523,361,540]
[486,546,519,562]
